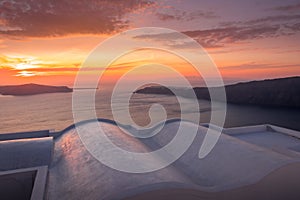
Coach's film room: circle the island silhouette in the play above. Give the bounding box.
[0,83,73,96]
[135,77,300,108]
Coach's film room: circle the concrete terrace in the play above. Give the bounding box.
[0,119,300,200]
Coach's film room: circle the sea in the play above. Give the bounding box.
[0,88,300,133]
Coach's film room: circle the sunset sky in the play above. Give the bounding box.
[0,0,300,86]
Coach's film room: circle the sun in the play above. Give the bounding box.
[16,71,36,77]
[12,60,39,77]
[15,63,36,70]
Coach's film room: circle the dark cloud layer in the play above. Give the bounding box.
[0,0,153,37]
[134,13,300,48]
[183,25,282,48]
[133,25,285,48]
[156,10,218,21]
[272,3,300,12]
[245,15,300,25]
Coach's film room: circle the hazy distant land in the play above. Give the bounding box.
[135,77,300,108]
[0,83,73,96]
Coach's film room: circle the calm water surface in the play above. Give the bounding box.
[0,90,300,133]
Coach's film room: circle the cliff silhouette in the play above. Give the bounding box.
[135,77,300,108]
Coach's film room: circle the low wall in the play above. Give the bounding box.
[0,130,50,141]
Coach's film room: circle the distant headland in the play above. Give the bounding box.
[0,83,73,96]
[135,77,300,108]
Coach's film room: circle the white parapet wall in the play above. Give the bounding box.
[0,137,53,171]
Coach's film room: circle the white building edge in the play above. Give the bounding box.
[0,119,300,200]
